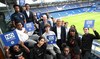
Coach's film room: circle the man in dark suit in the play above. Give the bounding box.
[22,4,35,23]
[39,15,51,36]
[52,19,66,51]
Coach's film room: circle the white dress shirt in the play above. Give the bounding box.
[57,27,61,39]
[26,10,30,17]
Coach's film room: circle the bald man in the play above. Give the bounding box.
[52,19,66,51]
[39,15,51,36]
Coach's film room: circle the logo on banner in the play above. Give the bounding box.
[47,35,56,44]
[4,33,15,41]
[24,22,34,32]
[0,31,19,46]
[84,20,95,28]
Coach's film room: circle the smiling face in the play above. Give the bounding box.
[56,19,62,27]
[45,27,50,32]
[14,6,20,12]
[16,23,23,30]
[69,28,76,37]
[45,24,51,32]
[64,22,69,28]
[83,28,89,34]
[38,38,45,46]
[42,15,47,22]
[25,4,30,10]
[13,45,20,52]
[70,31,75,36]
[64,47,70,55]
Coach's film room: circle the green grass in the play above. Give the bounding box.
[62,12,100,35]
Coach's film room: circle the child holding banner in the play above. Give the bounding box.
[15,22,37,47]
[4,41,30,59]
[42,24,61,59]
[81,27,100,59]
[81,20,100,59]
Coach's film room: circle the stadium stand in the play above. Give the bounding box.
[92,41,100,59]
[3,1,99,34]
[30,2,98,19]
[5,2,97,21]
[50,8,85,18]
[31,2,92,13]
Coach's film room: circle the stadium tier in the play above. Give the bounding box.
[5,2,95,21]
[31,2,92,13]
[50,8,85,18]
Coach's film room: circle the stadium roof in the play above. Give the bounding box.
[17,0,68,5]
[0,2,7,7]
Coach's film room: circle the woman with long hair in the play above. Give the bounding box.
[67,28,81,59]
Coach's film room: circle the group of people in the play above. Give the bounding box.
[4,4,100,59]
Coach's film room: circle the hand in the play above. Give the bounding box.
[19,41,24,46]
[24,30,28,33]
[4,46,9,51]
[92,27,96,31]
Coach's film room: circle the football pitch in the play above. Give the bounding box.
[62,12,100,35]
[62,12,100,54]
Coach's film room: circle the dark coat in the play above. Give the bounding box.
[22,11,34,23]
[52,26,66,43]
[81,30,100,52]
[39,21,51,36]
[30,43,47,59]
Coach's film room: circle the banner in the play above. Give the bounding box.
[84,20,95,28]
[19,0,25,6]
[24,22,34,32]
[36,12,42,19]
[0,31,19,46]
[47,35,56,44]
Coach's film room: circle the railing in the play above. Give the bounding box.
[92,40,100,58]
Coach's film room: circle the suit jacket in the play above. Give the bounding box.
[52,26,66,43]
[22,11,34,23]
[39,21,51,36]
